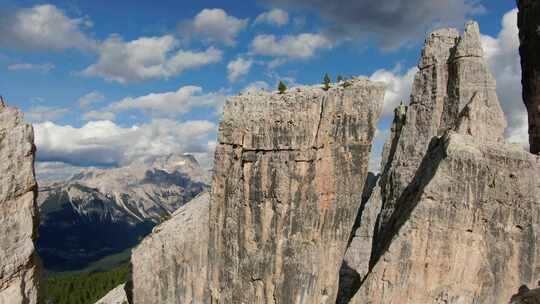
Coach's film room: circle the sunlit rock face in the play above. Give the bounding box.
[0,99,43,304]
[340,22,540,304]
[132,192,210,304]
[130,79,385,304]
[208,78,384,304]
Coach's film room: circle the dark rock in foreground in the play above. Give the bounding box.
[518,0,540,153]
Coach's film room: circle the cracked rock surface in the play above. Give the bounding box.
[132,192,210,304]
[208,78,384,304]
[0,99,42,304]
[351,132,540,303]
[341,22,540,304]
[130,79,384,304]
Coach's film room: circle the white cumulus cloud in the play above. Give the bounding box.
[227,57,253,82]
[0,4,96,52]
[369,66,418,117]
[251,33,332,59]
[81,35,222,83]
[108,86,227,116]
[181,8,248,46]
[34,119,216,167]
[480,9,527,148]
[254,9,289,27]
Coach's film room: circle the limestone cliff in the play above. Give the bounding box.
[131,78,385,304]
[0,98,42,303]
[341,22,539,304]
[351,132,540,303]
[518,0,540,153]
[340,23,507,299]
[132,192,210,303]
[208,79,384,304]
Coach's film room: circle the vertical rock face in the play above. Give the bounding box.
[341,23,507,295]
[132,192,210,304]
[518,0,540,153]
[339,21,539,304]
[208,79,384,304]
[351,133,540,303]
[0,100,42,304]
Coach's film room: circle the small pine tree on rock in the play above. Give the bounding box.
[323,73,331,91]
[337,75,344,82]
[278,81,287,94]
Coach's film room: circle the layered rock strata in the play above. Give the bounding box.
[0,99,42,304]
[518,0,540,153]
[208,79,384,303]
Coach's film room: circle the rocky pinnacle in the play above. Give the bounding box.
[0,100,42,304]
[341,21,539,304]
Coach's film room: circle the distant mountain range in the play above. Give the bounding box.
[36,154,210,272]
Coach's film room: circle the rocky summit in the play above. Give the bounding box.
[0,99,42,304]
[37,154,209,271]
[131,77,385,304]
[341,21,539,304]
[208,78,384,304]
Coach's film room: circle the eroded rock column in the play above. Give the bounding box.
[0,99,42,304]
[208,79,384,304]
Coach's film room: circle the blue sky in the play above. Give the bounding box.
[0,0,525,174]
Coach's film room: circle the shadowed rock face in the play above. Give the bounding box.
[518,0,540,153]
[0,100,42,304]
[208,78,384,304]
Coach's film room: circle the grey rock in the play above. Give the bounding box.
[95,283,129,304]
[132,192,210,304]
[0,101,42,304]
[340,22,508,296]
[517,0,540,153]
[208,78,384,303]
[350,132,540,303]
